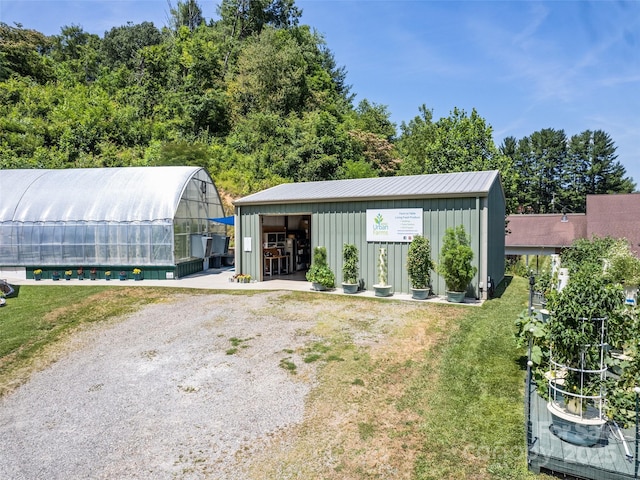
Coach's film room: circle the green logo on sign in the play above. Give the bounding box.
[373,213,388,233]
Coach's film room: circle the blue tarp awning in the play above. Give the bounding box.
[209,216,235,226]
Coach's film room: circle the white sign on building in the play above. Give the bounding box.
[366,209,423,242]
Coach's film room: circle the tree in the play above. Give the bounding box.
[396,105,436,175]
[169,0,205,32]
[399,106,505,173]
[352,99,396,141]
[101,21,163,69]
[573,130,634,199]
[512,128,567,213]
[217,0,301,73]
[505,128,635,214]
[347,130,399,176]
[217,0,301,40]
[51,25,101,83]
[0,22,54,83]
[228,27,307,118]
[398,106,517,212]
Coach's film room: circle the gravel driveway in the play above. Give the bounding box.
[0,292,321,479]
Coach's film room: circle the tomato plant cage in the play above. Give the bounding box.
[547,315,608,447]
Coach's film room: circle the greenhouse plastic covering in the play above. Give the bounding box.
[0,167,224,266]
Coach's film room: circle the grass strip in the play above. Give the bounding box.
[407,276,543,479]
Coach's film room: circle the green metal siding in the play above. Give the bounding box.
[235,173,506,299]
[486,178,506,290]
[237,195,500,297]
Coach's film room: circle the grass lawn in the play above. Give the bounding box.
[411,276,537,479]
[0,278,548,479]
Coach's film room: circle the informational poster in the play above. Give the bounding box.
[366,209,423,242]
[243,236,252,252]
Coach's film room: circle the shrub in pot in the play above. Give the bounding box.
[407,235,433,299]
[437,225,476,302]
[306,246,335,290]
[341,243,359,294]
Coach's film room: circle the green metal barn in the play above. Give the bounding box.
[233,170,505,299]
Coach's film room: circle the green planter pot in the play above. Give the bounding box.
[373,284,393,297]
[311,282,327,291]
[446,291,465,303]
[342,283,358,294]
[411,288,430,300]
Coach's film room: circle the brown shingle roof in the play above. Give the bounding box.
[506,194,640,256]
[587,194,640,254]
[506,214,587,248]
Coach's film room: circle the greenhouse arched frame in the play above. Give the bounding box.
[0,166,225,279]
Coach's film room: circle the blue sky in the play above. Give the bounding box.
[2,0,639,186]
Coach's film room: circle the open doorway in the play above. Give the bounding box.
[261,214,311,281]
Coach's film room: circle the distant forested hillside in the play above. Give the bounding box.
[0,0,633,213]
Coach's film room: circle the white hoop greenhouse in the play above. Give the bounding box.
[0,166,225,279]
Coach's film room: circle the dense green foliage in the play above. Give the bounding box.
[437,226,477,292]
[341,243,358,285]
[501,128,635,214]
[305,245,335,288]
[406,235,433,289]
[517,237,640,426]
[0,0,634,209]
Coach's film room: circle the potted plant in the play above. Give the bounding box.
[341,243,359,294]
[306,246,335,291]
[105,271,111,281]
[52,271,60,281]
[77,267,84,280]
[64,270,72,280]
[406,235,433,300]
[33,269,42,281]
[437,225,477,303]
[373,247,393,297]
[90,268,97,280]
[119,270,127,281]
[133,268,142,281]
[545,269,624,445]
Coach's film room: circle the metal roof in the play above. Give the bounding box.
[0,166,206,222]
[234,170,501,205]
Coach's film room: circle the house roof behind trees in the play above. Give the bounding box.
[506,214,587,255]
[587,194,640,254]
[506,193,640,256]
